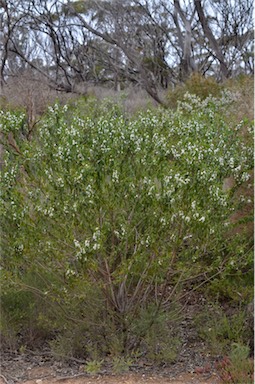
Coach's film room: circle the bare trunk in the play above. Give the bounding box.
[173,0,196,80]
[194,0,229,79]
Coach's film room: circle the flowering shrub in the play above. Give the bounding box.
[0,94,253,357]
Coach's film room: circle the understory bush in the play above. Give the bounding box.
[0,93,253,361]
[215,343,254,383]
[195,304,253,356]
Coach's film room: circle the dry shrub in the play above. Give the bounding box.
[166,72,222,109]
[224,75,254,123]
[1,73,57,115]
[1,75,156,119]
[87,85,156,114]
[0,72,82,118]
[229,170,254,239]
[222,169,254,240]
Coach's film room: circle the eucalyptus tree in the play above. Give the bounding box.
[63,0,170,103]
[194,0,229,79]
[205,0,254,76]
[158,0,253,80]
[0,0,173,104]
[0,0,32,89]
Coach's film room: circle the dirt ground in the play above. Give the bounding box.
[0,353,222,384]
[0,370,220,384]
[0,344,223,384]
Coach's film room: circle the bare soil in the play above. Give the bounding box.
[0,342,222,384]
[0,368,220,384]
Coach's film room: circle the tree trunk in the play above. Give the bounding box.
[194,0,229,79]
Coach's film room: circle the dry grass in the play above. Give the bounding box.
[1,74,253,121]
[229,170,254,238]
[1,74,58,115]
[1,76,158,118]
[224,75,254,123]
[87,85,157,114]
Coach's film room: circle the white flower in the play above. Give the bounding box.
[145,236,150,247]
[66,268,76,277]
[229,157,235,168]
[112,170,119,183]
[57,177,64,187]
[160,217,166,225]
[241,172,250,182]
[85,184,93,197]
[74,239,81,248]
[17,244,24,252]
[84,240,90,248]
[92,229,100,241]
[234,165,241,172]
